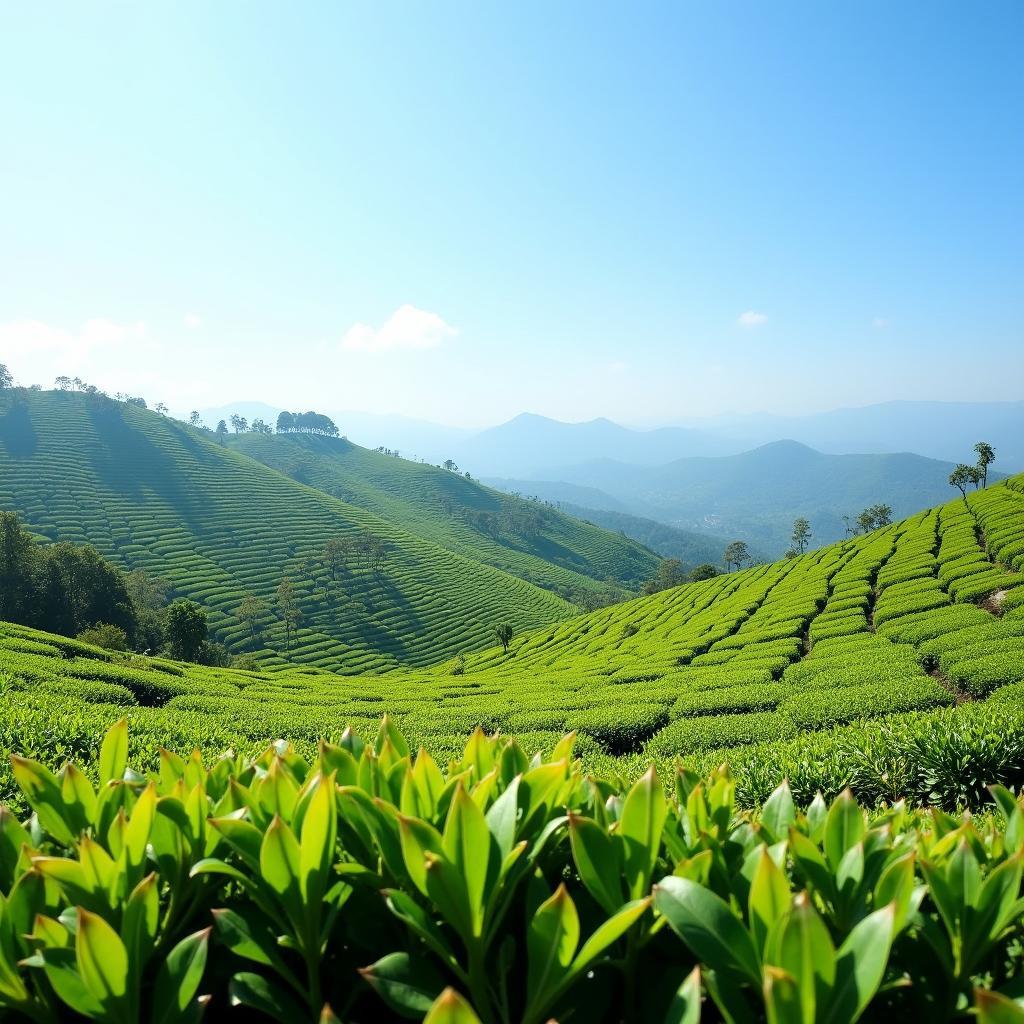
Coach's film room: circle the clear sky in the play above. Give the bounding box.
[1,2,1021,427]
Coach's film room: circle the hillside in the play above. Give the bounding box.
[1,468,1021,809]
[554,440,998,554]
[226,431,659,598]
[0,389,578,671]
[550,502,746,568]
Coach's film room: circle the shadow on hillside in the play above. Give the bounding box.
[85,401,201,525]
[338,573,429,664]
[0,398,38,458]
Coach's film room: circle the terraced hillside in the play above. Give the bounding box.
[1,472,1022,812]
[227,431,659,598]
[0,390,577,671]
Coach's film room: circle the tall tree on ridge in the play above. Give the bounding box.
[974,441,996,487]
[949,464,974,499]
[791,517,812,555]
[723,540,750,572]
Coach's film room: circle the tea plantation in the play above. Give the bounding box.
[0,391,634,673]
[227,431,658,596]
[2,401,1024,1020]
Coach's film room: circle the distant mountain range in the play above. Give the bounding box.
[196,398,1022,556]
[197,399,1024,476]
[686,400,1024,469]
[542,441,1005,554]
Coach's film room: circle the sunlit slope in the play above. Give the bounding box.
[467,475,1024,675]
[0,390,574,671]
[228,431,659,598]
[0,476,1022,810]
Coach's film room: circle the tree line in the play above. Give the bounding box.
[0,511,230,665]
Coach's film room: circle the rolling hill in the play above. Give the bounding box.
[225,431,659,596]
[1,468,1022,809]
[544,502,748,569]
[0,389,591,671]
[552,440,1002,554]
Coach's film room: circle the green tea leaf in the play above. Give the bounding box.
[423,987,484,1024]
[152,927,211,1024]
[76,908,129,1010]
[654,875,761,986]
[99,718,129,787]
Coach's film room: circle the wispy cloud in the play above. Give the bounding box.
[871,317,890,329]
[737,310,768,328]
[183,313,202,329]
[341,304,457,353]
[0,318,150,363]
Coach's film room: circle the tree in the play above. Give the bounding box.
[155,402,168,415]
[276,578,302,649]
[323,537,354,580]
[230,414,248,434]
[443,459,459,472]
[949,464,974,499]
[0,511,39,624]
[251,418,272,434]
[868,504,893,528]
[188,411,204,429]
[0,364,12,390]
[276,411,295,433]
[494,622,514,654]
[237,593,269,641]
[642,558,687,595]
[54,376,72,391]
[791,517,812,555]
[974,441,996,487]
[688,563,720,582]
[723,540,750,572]
[215,420,229,444]
[165,599,208,661]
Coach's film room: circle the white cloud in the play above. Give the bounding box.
[340,304,457,353]
[0,318,149,362]
[737,310,768,328]
[183,313,202,329]
[0,318,162,395]
[872,317,890,329]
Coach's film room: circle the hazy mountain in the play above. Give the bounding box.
[554,503,761,569]
[483,477,637,514]
[687,400,1024,471]
[454,413,739,478]
[553,440,1004,555]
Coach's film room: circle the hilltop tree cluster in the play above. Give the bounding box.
[276,410,340,436]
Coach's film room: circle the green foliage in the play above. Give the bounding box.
[164,600,207,663]
[76,623,130,652]
[2,718,1024,1022]
[0,512,138,642]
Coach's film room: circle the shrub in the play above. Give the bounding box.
[76,622,130,652]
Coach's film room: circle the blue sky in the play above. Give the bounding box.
[1,2,1021,426]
